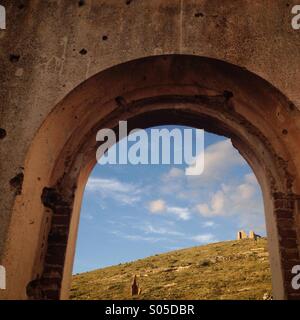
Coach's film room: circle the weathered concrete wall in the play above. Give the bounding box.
[1,0,300,299]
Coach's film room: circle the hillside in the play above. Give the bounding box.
[70,238,272,300]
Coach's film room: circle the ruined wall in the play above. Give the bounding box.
[1,0,300,297]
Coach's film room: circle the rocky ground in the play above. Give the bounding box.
[70,238,272,300]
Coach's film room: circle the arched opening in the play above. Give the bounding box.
[71,126,271,300]
[2,55,300,300]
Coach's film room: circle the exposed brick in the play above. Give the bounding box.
[45,251,65,266]
[41,187,71,214]
[277,218,295,229]
[43,290,60,300]
[43,265,63,277]
[287,293,300,300]
[273,192,285,200]
[278,228,297,239]
[55,206,71,215]
[51,215,70,225]
[48,233,68,244]
[282,260,300,271]
[275,209,294,219]
[48,226,69,244]
[283,271,295,284]
[51,225,68,233]
[274,199,295,210]
[281,249,300,260]
[274,199,284,209]
[40,277,61,287]
[286,200,295,210]
[279,238,298,248]
[43,271,63,280]
[47,244,66,257]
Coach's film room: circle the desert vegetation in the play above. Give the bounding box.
[71,238,271,300]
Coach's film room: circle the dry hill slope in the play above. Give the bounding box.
[70,238,271,300]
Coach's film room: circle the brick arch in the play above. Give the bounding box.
[3,55,300,300]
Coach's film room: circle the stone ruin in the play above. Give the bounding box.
[249,230,262,240]
[237,230,248,240]
[237,230,262,240]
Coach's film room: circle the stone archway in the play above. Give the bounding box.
[2,55,300,300]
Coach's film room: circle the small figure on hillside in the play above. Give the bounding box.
[131,275,139,296]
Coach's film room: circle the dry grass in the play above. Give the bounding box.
[70,238,272,300]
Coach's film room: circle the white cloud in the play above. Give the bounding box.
[191,233,218,244]
[124,234,167,243]
[197,204,210,216]
[202,221,216,228]
[196,190,225,217]
[87,138,265,244]
[245,172,257,184]
[111,222,218,245]
[196,173,260,218]
[148,200,191,221]
[159,140,246,200]
[211,190,225,213]
[159,168,186,195]
[164,167,185,179]
[166,206,191,221]
[86,177,141,205]
[236,183,255,200]
[195,173,265,233]
[141,223,184,236]
[186,139,244,178]
[148,199,166,213]
[82,212,94,221]
[110,229,172,243]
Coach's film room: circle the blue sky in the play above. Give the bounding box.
[73,126,265,274]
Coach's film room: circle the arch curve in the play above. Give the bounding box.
[3,55,300,300]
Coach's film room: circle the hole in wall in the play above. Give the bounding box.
[79,49,87,55]
[9,54,20,63]
[0,128,7,139]
[9,172,24,195]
